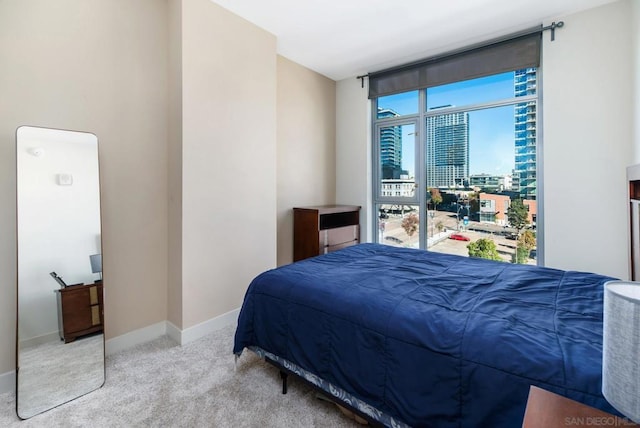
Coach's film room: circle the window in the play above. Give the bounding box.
[373,68,539,264]
[377,91,418,119]
[370,31,541,264]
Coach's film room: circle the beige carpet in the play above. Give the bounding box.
[0,324,359,427]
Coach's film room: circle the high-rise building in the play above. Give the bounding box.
[469,173,512,192]
[426,107,469,188]
[377,108,404,179]
[513,68,537,199]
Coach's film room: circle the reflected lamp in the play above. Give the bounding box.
[602,280,640,423]
[90,254,102,280]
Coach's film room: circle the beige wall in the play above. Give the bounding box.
[276,56,336,266]
[0,0,333,381]
[180,0,277,328]
[167,0,184,329]
[0,0,170,375]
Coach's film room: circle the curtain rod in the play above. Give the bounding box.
[356,21,564,87]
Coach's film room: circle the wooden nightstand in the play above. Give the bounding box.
[55,282,104,343]
[293,205,360,261]
[522,386,638,428]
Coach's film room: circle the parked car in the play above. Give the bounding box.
[449,233,470,241]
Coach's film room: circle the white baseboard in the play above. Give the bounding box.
[20,331,60,349]
[166,320,182,345]
[105,321,168,356]
[0,370,14,396]
[94,308,240,353]
[1,308,240,395]
[179,307,239,345]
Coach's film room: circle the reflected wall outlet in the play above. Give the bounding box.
[57,173,73,186]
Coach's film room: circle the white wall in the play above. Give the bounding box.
[542,0,632,278]
[632,0,640,164]
[17,128,101,341]
[336,0,634,279]
[336,78,372,242]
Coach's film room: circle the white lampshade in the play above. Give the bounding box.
[602,280,640,423]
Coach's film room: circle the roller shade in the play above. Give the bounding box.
[368,27,542,99]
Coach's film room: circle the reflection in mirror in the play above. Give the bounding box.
[16,126,105,419]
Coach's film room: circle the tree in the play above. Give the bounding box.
[467,238,503,261]
[401,212,419,237]
[513,246,529,264]
[468,192,480,215]
[428,188,443,210]
[507,199,530,233]
[514,230,536,264]
[519,230,536,251]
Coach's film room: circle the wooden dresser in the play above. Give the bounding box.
[293,205,361,261]
[55,282,104,343]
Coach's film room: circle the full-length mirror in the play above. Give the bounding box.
[16,126,104,419]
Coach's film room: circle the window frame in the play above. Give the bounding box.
[371,70,543,265]
[373,118,420,203]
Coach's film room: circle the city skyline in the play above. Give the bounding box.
[377,71,526,178]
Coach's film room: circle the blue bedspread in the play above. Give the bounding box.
[233,243,619,427]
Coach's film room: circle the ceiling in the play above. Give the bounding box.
[210,0,617,81]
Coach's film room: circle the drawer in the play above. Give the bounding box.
[322,225,359,246]
[325,239,359,254]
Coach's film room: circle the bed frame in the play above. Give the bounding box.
[264,357,384,427]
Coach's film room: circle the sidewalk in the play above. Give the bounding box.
[427,230,453,247]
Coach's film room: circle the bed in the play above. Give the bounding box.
[233,243,620,427]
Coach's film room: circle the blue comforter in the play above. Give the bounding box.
[233,243,619,427]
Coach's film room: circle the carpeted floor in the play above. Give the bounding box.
[0,325,359,427]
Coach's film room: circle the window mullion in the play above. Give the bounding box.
[418,89,427,250]
[425,96,537,118]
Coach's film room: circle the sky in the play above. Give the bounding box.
[378,72,525,176]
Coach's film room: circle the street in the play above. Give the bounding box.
[378,210,535,264]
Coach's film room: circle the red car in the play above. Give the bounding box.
[449,233,470,241]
